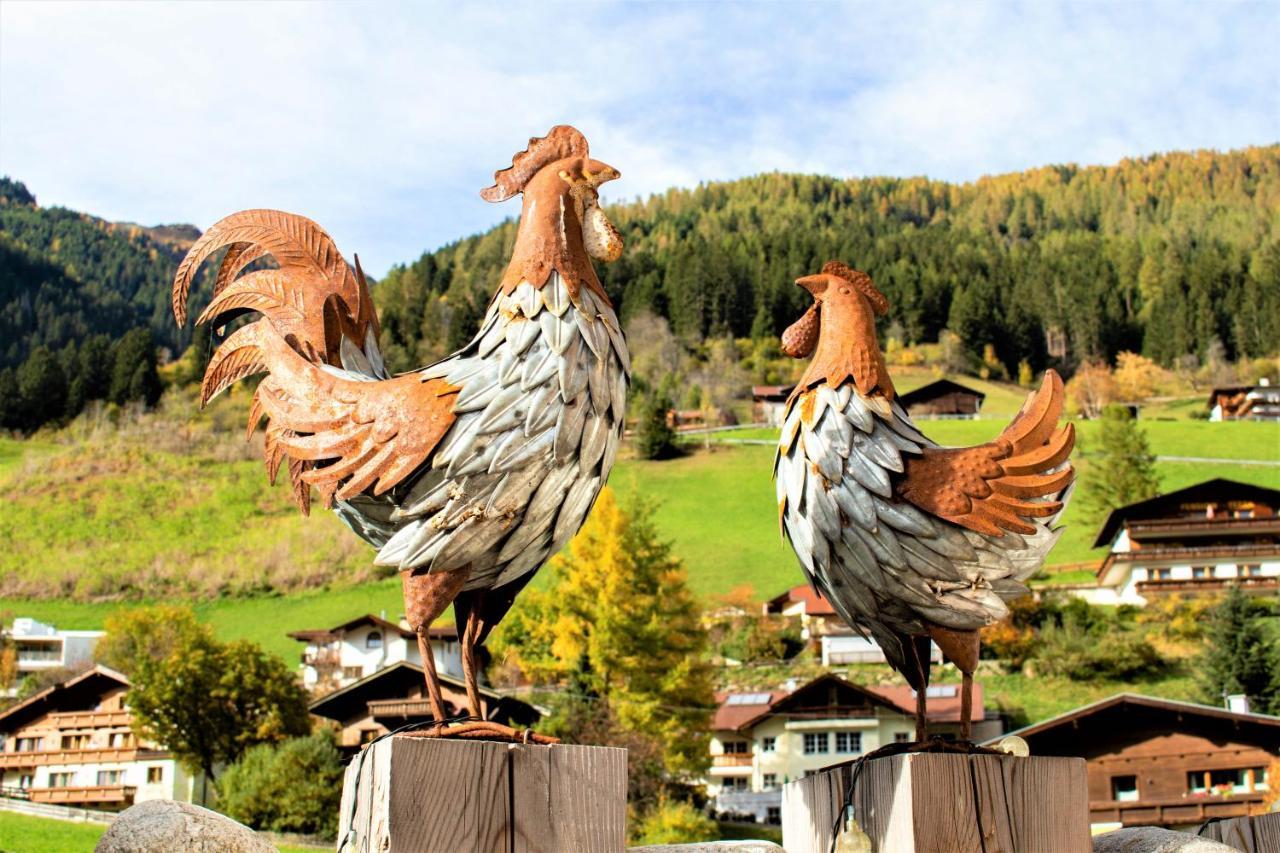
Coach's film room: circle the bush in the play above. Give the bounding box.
[217,732,344,838]
[635,391,678,460]
[1034,620,1167,681]
[633,797,718,846]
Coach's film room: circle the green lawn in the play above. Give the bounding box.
[0,810,323,853]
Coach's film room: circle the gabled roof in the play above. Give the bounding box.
[713,674,906,732]
[764,584,837,617]
[1092,478,1280,548]
[0,665,130,732]
[712,690,788,731]
[752,385,793,400]
[867,683,985,724]
[1207,384,1280,408]
[898,379,986,407]
[991,693,1280,752]
[288,613,458,643]
[307,661,498,722]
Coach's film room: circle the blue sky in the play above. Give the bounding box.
[1,1,1276,275]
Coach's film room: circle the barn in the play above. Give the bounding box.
[897,379,985,419]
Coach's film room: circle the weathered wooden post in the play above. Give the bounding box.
[782,752,1091,853]
[1197,811,1280,852]
[338,737,628,853]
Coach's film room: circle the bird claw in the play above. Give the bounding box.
[397,721,559,745]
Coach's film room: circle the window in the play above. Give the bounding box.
[1150,568,1173,582]
[1191,768,1267,795]
[767,806,782,825]
[895,732,911,744]
[721,777,749,791]
[366,631,383,650]
[146,767,163,784]
[16,737,42,752]
[342,666,363,681]
[803,733,829,755]
[97,770,123,786]
[359,729,380,744]
[1240,564,1262,578]
[1191,566,1212,580]
[760,736,776,753]
[1111,775,1138,802]
[835,732,862,754]
[18,774,33,789]
[61,734,91,750]
[49,772,74,787]
[109,732,131,748]
[762,773,778,789]
[722,740,749,755]
[1234,509,1254,519]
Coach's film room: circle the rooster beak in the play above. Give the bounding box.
[796,274,828,299]
[585,160,621,188]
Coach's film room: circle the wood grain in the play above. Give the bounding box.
[1200,811,1280,852]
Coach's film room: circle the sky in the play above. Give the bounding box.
[1,0,1277,275]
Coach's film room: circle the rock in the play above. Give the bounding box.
[95,800,274,853]
[1092,826,1239,853]
[630,843,785,853]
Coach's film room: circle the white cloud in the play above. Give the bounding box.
[1,0,1275,274]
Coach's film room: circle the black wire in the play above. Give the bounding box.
[336,713,473,853]
[1195,816,1226,837]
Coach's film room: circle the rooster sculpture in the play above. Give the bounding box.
[172,126,629,740]
[775,262,1074,741]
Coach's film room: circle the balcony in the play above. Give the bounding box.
[368,699,435,719]
[1090,792,1262,827]
[303,649,341,667]
[48,710,132,728]
[1135,575,1280,596]
[712,753,755,767]
[1127,517,1280,540]
[27,785,136,806]
[0,747,138,769]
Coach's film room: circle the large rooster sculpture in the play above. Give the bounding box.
[173,126,629,739]
[775,262,1074,741]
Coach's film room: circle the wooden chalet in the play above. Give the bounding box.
[1091,479,1280,605]
[1207,382,1280,421]
[751,385,793,427]
[897,379,984,419]
[306,661,541,755]
[995,694,1279,832]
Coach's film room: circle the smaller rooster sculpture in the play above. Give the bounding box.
[775,262,1075,740]
[173,126,629,740]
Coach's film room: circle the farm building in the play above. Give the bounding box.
[288,613,462,692]
[1088,478,1280,605]
[707,674,997,824]
[0,666,211,810]
[1,618,103,694]
[896,379,985,419]
[751,385,793,427]
[1207,380,1280,421]
[306,661,542,756]
[992,694,1279,833]
[765,584,942,664]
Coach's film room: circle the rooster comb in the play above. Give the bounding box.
[480,125,589,203]
[821,260,889,315]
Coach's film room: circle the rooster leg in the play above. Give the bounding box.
[460,600,484,721]
[906,635,933,742]
[927,625,981,742]
[402,567,470,724]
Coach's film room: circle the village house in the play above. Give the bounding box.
[897,379,985,419]
[992,693,1278,833]
[751,385,793,427]
[1087,479,1280,606]
[288,613,463,692]
[763,585,940,665]
[1207,380,1280,421]
[706,674,997,824]
[0,666,210,810]
[2,618,104,692]
[306,661,542,755]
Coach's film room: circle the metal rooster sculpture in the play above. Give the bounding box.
[172,126,630,740]
[775,262,1075,741]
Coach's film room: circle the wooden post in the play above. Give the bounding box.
[1197,812,1280,852]
[337,737,628,852]
[782,752,1090,853]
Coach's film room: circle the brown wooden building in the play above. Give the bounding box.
[1208,382,1280,421]
[306,661,541,755]
[752,385,793,427]
[897,379,984,419]
[996,694,1279,832]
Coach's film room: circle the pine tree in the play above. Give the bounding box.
[15,346,67,429]
[1200,586,1280,715]
[108,328,161,406]
[1082,404,1159,522]
[635,390,678,460]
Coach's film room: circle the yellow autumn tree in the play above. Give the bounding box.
[492,487,715,781]
[1065,361,1116,418]
[1112,351,1166,403]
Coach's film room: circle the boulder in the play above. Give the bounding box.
[95,800,274,853]
[1092,826,1239,853]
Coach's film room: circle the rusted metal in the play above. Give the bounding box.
[172,126,629,741]
[775,261,1076,741]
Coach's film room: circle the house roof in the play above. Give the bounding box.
[866,683,985,724]
[1207,384,1280,408]
[990,693,1280,753]
[764,584,837,617]
[307,661,499,722]
[0,665,130,732]
[897,379,986,408]
[712,690,789,731]
[287,613,458,643]
[1092,478,1280,548]
[752,385,793,400]
[712,674,917,732]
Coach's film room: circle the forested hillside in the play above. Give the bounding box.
[375,146,1280,375]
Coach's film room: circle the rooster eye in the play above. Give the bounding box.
[840,287,851,295]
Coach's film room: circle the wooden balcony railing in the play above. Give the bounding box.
[1127,517,1280,538]
[1136,576,1280,596]
[27,785,135,805]
[712,753,754,767]
[48,710,132,728]
[1089,792,1262,827]
[0,747,138,769]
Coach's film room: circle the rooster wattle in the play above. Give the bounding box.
[172,126,630,739]
[775,261,1075,740]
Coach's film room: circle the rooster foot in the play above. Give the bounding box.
[397,720,559,745]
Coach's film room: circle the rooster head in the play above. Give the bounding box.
[782,261,889,359]
[481,125,623,263]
